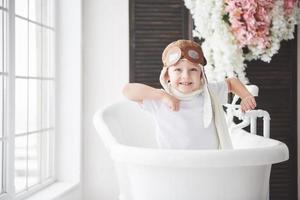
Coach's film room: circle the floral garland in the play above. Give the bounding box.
[184,0,300,84]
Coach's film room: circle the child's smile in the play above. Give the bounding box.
[179,82,192,85]
[167,59,202,94]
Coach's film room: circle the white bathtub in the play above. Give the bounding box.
[93,100,289,200]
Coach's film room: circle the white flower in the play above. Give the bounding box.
[184,0,299,84]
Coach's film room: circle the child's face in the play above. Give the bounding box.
[167,59,202,94]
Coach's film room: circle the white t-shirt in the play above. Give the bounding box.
[139,81,229,150]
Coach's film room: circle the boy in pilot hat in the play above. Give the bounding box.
[123,39,256,149]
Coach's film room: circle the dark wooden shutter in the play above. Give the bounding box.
[129,0,191,88]
[245,34,298,200]
[129,1,297,199]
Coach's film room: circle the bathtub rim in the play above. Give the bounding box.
[94,101,289,168]
[109,141,289,167]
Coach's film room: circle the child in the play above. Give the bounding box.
[122,39,256,150]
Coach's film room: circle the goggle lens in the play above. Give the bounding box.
[187,49,199,60]
[166,47,182,66]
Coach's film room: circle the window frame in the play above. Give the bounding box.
[0,0,57,199]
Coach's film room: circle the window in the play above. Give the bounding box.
[1,0,55,199]
[0,0,8,196]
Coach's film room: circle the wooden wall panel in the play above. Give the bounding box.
[130,0,190,87]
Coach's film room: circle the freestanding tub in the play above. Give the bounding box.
[93,100,289,200]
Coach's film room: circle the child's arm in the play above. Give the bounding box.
[122,83,180,111]
[225,77,257,112]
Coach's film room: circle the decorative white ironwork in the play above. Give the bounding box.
[225,85,271,138]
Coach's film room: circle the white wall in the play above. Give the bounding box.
[82,0,129,199]
[55,0,82,199]
[56,0,82,183]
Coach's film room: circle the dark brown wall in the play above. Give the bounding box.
[246,37,298,199]
[129,0,190,88]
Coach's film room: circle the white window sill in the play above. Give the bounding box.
[23,181,80,200]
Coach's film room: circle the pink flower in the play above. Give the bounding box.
[284,0,298,16]
[257,0,274,9]
[224,0,274,49]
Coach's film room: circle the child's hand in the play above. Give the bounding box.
[161,92,180,111]
[240,95,257,113]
